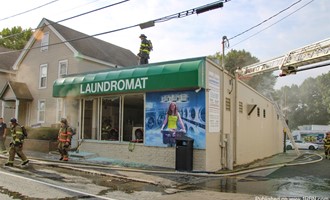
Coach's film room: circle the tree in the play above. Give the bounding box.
[208,49,277,96]
[299,77,329,125]
[275,73,330,130]
[318,72,330,115]
[0,26,33,50]
[275,85,301,129]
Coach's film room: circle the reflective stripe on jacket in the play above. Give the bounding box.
[58,127,72,143]
[324,138,330,146]
[11,125,24,144]
[139,39,151,55]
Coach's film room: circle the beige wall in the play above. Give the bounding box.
[235,82,284,165]
[15,26,115,127]
[204,60,222,171]
[202,59,284,171]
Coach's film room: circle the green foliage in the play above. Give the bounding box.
[208,49,259,74]
[318,72,330,113]
[25,127,58,141]
[0,26,33,50]
[275,72,330,130]
[208,49,276,95]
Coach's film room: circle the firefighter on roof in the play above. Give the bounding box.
[137,34,152,65]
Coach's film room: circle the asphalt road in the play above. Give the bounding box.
[0,151,328,199]
[268,154,330,179]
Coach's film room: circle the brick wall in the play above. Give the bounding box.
[80,141,206,170]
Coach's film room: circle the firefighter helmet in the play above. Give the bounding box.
[60,118,68,125]
[10,118,17,123]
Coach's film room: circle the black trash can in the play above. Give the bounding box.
[175,136,194,171]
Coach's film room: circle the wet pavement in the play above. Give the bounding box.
[1,149,328,199]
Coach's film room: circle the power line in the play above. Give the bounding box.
[0,0,228,56]
[228,0,303,41]
[1,0,130,40]
[56,0,130,24]
[0,0,60,22]
[229,0,314,49]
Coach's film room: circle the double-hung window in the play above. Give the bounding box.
[58,60,68,77]
[40,32,49,52]
[38,100,46,123]
[39,64,48,89]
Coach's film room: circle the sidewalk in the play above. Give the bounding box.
[2,149,324,200]
[22,149,317,173]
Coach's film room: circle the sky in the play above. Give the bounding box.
[1,0,330,89]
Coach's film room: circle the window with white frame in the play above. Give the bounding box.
[39,64,48,88]
[40,31,49,52]
[56,98,63,122]
[38,100,46,123]
[58,60,68,78]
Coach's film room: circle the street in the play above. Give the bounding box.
[0,151,329,199]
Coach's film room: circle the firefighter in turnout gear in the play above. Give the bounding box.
[58,118,73,161]
[323,132,330,159]
[137,34,152,65]
[4,118,29,167]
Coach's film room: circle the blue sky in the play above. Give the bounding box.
[1,0,329,89]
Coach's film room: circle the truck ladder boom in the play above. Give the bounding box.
[268,95,300,156]
[238,37,330,77]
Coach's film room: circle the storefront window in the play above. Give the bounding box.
[80,94,144,142]
[123,94,144,142]
[101,96,120,141]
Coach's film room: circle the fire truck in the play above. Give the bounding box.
[236,37,330,78]
[236,37,330,153]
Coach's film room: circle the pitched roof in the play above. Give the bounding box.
[45,18,138,67]
[0,81,33,101]
[0,46,20,71]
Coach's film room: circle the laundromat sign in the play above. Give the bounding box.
[52,57,206,97]
[80,77,148,94]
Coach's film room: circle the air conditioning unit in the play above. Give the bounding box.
[132,127,144,142]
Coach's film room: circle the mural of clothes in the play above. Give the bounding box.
[145,90,206,149]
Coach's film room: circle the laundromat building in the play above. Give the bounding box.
[53,56,284,172]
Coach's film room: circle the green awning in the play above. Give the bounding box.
[53,57,206,97]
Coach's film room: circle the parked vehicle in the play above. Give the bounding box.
[291,130,327,145]
[286,140,319,150]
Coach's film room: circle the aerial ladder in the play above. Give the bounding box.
[236,37,330,155]
[237,37,330,78]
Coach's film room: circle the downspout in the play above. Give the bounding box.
[220,36,228,168]
[232,72,239,169]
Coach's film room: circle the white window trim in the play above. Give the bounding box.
[58,60,68,78]
[39,64,48,89]
[37,99,46,123]
[40,31,49,52]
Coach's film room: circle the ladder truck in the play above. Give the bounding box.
[236,37,330,78]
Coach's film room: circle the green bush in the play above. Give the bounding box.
[25,127,58,141]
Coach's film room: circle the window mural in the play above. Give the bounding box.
[145,89,206,149]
